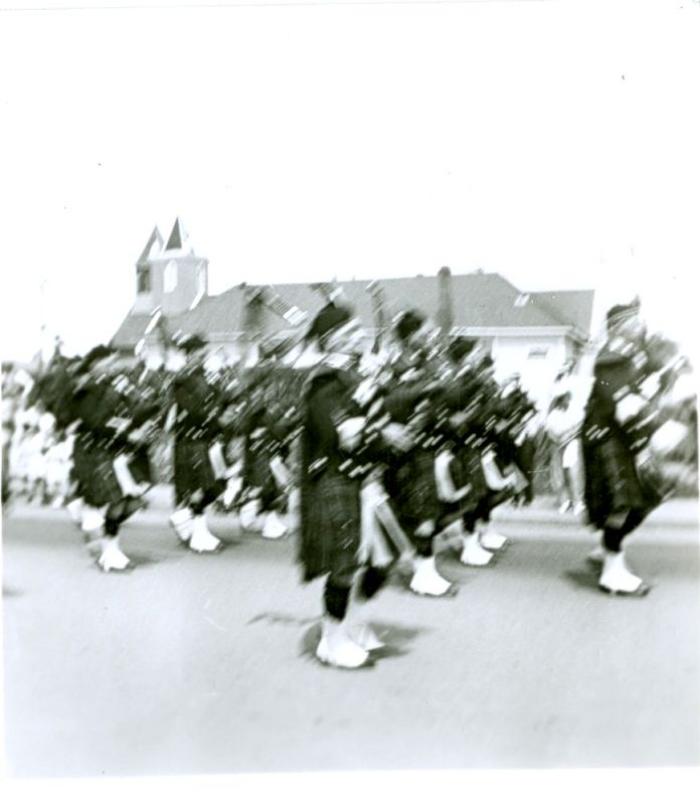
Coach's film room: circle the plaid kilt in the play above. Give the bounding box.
[243,449,280,510]
[72,432,124,508]
[455,442,489,505]
[129,446,153,486]
[385,447,441,538]
[173,437,224,508]
[582,430,661,529]
[299,470,361,582]
[436,444,490,531]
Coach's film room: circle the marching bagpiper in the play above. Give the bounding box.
[467,353,530,550]
[299,300,398,668]
[380,309,455,596]
[494,372,539,507]
[70,346,155,572]
[167,333,231,554]
[236,364,296,539]
[582,298,694,595]
[435,336,502,565]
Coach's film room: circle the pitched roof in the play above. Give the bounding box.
[529,290,595,336]
[165,218,186,252]
[136,227,163,265]
[111,271,594,348]
[111,313,153,348]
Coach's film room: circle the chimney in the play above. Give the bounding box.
[437,266,454,338]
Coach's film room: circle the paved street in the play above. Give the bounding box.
[3,502,699,777]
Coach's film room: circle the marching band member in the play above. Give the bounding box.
[496,373,539,507]
[436,336,499,565]
[299,301,395,668]
[236,366,294,539]
[168,334,228,554]
[581,298,688,595]
[381,309,455,596]
[467,354,528,551]
[71,346,152,572]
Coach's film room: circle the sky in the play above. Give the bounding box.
[1,0,699,363]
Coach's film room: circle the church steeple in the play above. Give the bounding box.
[164,217,191,253]
[137,226,164,265]
[132,227,163,312]
[131,220,208,315]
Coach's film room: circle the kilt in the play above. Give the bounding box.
[298,470,361,582]
[582,430,661,530]
[455,442,489,504]
[244,448,280,509]
[385,447,441,537]
[72,432,123,508]
[128,446,153,486]
[173,437,223,508]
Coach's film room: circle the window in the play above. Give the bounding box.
[164,260,178,293]
[528,346,548,359]
[514,293,531,307]
[137,266,151,294]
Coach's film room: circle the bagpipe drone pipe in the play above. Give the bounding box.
[25,352,86,431]
[453,357,532,500]
[227,282,346,515]
[109,311,180,489]
[235,280,347,423]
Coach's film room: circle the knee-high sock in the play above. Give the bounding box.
[358,565,389,602]
[413,535,433,558]
[324,580,351,620]
[603,509,645,552]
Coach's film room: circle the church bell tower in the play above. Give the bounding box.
[131,219,209,316]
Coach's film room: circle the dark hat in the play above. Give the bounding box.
[447,336,478,364]
[80,344,115,372]
[393,309,425,342]
[606,298,640,328]
[175,333,208,353]
[306,302,353,345]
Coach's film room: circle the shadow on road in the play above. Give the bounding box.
[563,567,603,595]
[127,552,176,569]
[247,611,319,627]
[298,620,426,668]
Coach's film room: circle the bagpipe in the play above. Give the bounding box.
[351,282,453,458]
[106,367,165,498]
[432,354,531,497]
[92,314,176,495]
[234,281,346,427]
[585,318,697,499]
[351,281,417,562]
[24,345,94,434]
[229,282,350,517]
[624,332,697,497]
[237,280,343,369]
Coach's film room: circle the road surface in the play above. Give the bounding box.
[3,504,699,777]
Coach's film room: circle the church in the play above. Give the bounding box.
[112,220,595,408]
